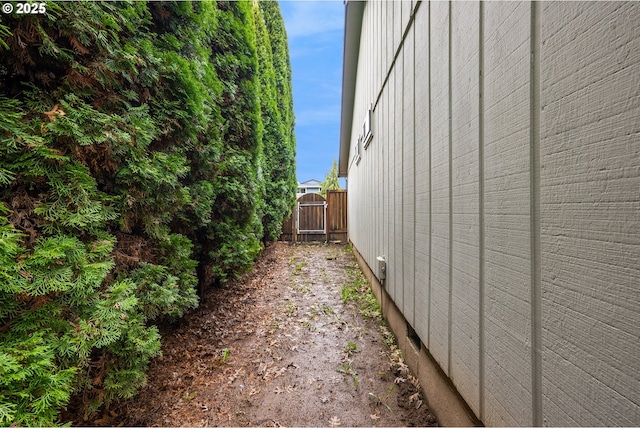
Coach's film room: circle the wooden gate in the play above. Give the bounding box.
[280,190,347,242]
[297,194,326,234]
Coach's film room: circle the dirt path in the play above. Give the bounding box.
[109,242,438,427]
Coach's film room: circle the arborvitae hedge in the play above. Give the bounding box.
[256,1,297,242]
[0,1,295,425]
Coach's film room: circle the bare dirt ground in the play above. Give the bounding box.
[87,242,438,427]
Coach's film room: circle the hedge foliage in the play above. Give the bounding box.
[0,1,296,425]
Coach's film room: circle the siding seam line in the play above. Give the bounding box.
[427,0,432,350]
[400,5,404,312]
[447,0,454,377]
[478,0,486,421]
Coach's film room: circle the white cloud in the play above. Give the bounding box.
[280,1,344,39]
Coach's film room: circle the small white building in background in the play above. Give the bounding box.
[339,1,639,426]
[296,179,322,199]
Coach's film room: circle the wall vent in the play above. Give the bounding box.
[407,322,421,351]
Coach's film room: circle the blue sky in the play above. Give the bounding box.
[278,1,345,186]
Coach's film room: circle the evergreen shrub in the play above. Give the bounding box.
[0,0,295,424]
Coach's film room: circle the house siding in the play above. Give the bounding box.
[342,1,640,426]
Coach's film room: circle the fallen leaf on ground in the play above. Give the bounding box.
[273,367,287,378]
[227,369,242,384]
[409,374,421,388]
[396,359,409,374]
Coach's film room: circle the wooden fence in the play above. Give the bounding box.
[279,190,347,243]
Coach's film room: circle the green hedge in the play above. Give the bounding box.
[0,1,295,424]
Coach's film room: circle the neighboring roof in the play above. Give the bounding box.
[298,179,322,186]
[338,1,365,178]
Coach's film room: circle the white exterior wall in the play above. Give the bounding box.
[343,1,640,426]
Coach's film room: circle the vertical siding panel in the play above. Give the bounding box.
[383,7,391,296]
[394,62,403,306]
[382,0,386,264]
[539,2,640,426]
[428,0,451,374]
[388,67,397,300]
[348,1,358,250]
[376,1,380,94]
[483,2,533,426]
[374,1,379,266]
[368,3,374,264]
[402,0,411,40]
[375,100,380,262]
[355,5,362,254]
[403,20,415,325]
[478,1,486,419]
[367,3,373,262]
[450,1,481,416]
[394,1,402,59]
[360,4,366,260]
[414,0,431,350]
[385,1,392,74]
[378,1,383,264]
[350,20,355,246]
[391,2,401,306]
[384,78,390,284]
[374,2,380,262]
